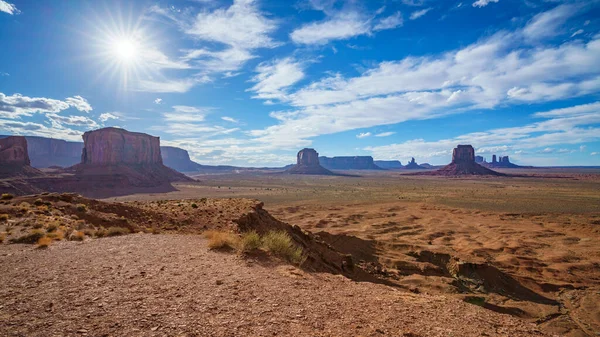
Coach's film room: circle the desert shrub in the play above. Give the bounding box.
[11,229,45,244]
[32,223,43,229]
[191,203,198,209]
[70,231,85,241]
[261,231,304,264]
[33,198,44,206]
[46,223,58,232]
[200,198,207,203]
[204,230,239,250]
[82,229,95,237]
[46,230,64,241]
[106,226,130,237]
[95,228,107,238]
[37,236,52,248]
[239,231,261,252]
[0,233,5,243]
[75,204,88,213]
[1,193,14,200]
[0,214,9,222]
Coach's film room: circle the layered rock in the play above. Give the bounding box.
[81,128,162,165]
[319,156,383,170]
[404,158,425,170]
[287,148,334,175]
[374,160,403,169]
[161,146,203,172]
[25,136,82,168]
[0,136,43,178]
[475,155,485,164]
[425,145,504,176]
[72,128,193,189]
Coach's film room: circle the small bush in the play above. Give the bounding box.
[11,229,45,244]
[46,230,64,241]
[0,214,9,222]
[261,231,304,264]
[32,223,43,229]
[191,203,198,209]
[70,231,85,241]
[46,223,58,232]
[0,233,5,243]
[75,204,88,213]
[239,231,261,252]
[37,236,52,248]
[204,230,239,250]
[1,193,14,200]
[106,226,130,237]
[95,228,107,238]
[33,198,44,206]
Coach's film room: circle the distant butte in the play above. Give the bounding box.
[0,136,43,178]
[404,157,425,170]
[287,148,335,175]
[420,145,504,176]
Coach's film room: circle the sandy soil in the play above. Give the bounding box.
[0,234,548,337]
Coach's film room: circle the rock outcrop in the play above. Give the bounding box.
[70,128,193,190]
[482,155,521,168]
[0,136,43,178]
[319,156,383,170]
[404,158,425,170]
[161,146,203,172]
[374,160,402,169]
[287,148,334,175]
[423,145,504,176]
[475,155,485,164]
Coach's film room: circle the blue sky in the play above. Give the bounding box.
[1,0,599,167]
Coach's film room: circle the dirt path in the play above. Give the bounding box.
[0,234,547,337]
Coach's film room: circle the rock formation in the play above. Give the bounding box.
[319,156,383,170]
[475,155,485,164]
[374,160,403,169]
[161,146,203,172]
[71,128,193,189]
[404,157,425,170]
[0,136,43,178]
[424,145,504,176]
[287,148,334,175]
[482,155,522,168]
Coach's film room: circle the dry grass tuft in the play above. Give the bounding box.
[1,193,14,200]
[239,231,261,252]
[11,229,45,244]
[204,230,239,250]
[106,227,130,237]
[37,236,52,248]
[70,231,85,241]
[75,204,88,213]
[0,214,9,222]
[0,232,5,243]
[261,231,304,264]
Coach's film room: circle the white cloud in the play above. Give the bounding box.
[374,12,403,31]
[571,29,584,38]
[46,114,99,128]
[291,12,372,45]
[364,101,600,162]
[356,132,371,138]
[522,4,580,41]
[472,0,499,8]
[375,132,396,137]
[98,113,119,122]
[0,0,19,15]
[580,145,587,152]
[591,152,599,156]
[0,93,92,118]
[163,106,211,123]
[248,58,305,102]
[221,116,239,123]
[136,77,210,93]
[0,119,83,142]
[154,98,163,104]
[410,8,432,20]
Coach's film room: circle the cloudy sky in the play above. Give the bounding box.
[0,0,599,166]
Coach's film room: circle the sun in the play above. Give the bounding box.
[112,38,138,62]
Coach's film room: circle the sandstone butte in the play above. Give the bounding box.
[422,145,504,176]
[0,136,43,178]
[286,148,335,175]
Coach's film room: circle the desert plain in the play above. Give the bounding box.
[1,168,599,337]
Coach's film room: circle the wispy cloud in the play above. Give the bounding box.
[0,0,19,15]
[221,116,239,123]
[248,58,305,102]
[375,132,396,137]
[472,0,499,8]
[410,8,432,20]
[356,132,371,138]
[0,93,92,118]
